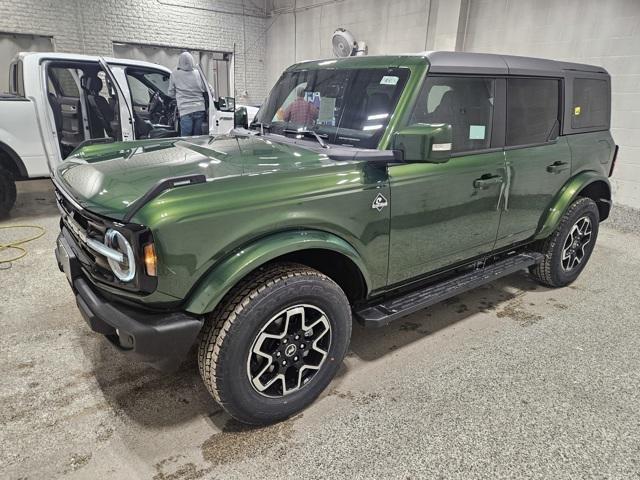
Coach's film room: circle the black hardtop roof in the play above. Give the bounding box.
[290,51,608,78]
[424,51,608,77]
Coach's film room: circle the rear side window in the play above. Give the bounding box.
[51,68,80,97]
[411,76,495,153]
[506,78,560,146]
[572,78,608,129]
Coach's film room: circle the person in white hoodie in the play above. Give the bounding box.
[168,52,207,136]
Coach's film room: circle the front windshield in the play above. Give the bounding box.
[254,67,410,149]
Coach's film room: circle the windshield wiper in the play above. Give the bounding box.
[282,128,329,149]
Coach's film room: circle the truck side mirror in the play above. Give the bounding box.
[392,123,453,163]
[218,96,235,112]
[234,106,249,129]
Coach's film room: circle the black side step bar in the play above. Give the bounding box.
[354,252,543,328]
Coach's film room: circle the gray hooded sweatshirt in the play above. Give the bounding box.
[168,52,206,116]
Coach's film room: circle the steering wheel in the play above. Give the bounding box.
[149,91,166,122]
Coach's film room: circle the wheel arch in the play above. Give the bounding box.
[578,180,611,221]
[535,171,611,240]
[184,229,371,315]
[0,140,28,179]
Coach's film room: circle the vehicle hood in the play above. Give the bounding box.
[55,134,335,220]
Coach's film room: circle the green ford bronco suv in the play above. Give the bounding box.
[54,52,617,424]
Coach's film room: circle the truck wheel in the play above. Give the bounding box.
[198,262,352,425]
[0,167,17,218]
[530,197,599,288]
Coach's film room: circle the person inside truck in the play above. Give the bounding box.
[283,86,319,127]
[168,52,207,136]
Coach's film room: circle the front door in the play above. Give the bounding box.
[387,75,505,285]
[494,77,570,247]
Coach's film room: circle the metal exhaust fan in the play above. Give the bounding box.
[332,28,367,57]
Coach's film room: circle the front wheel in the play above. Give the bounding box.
[530,197,600,287]
[198,263,352,425]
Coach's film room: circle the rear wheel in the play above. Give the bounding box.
[198,262,352,425]
[0,167,17,219]
[530,197,599,287]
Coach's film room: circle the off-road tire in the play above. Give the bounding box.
[530,197,599,287]
[0,167,17,218]
[198,262,352,425]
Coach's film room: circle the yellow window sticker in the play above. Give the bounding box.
[574,106,581,116]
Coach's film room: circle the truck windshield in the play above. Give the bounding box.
[253,66,410,149]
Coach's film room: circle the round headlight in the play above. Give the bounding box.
[105,229,136,282]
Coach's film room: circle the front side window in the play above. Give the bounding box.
[126,70,171,105]
[143,71,170,95]
[506,78,560,146]
[128,75,152,105]
[572,78,608,130]
[254,67,410,149]
[411,76,495,153]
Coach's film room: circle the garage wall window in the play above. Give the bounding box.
[1,32,54,92]
[113,42,231,98]
[506,78,560,146]
[572,78,609,130]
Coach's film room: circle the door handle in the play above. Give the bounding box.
[473,174,503,189]
[547,161,569,174]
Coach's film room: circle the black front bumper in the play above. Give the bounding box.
[55,232,203,371]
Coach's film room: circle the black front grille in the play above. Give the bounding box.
[55,187,116,283]
[54,184,157,294]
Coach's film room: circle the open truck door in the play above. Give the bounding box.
[196,64,234,134]
[98,57,134,142]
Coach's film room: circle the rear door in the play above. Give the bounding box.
[494,77,570,248]
[47,66,85,148]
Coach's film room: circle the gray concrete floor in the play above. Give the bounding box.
[1,179,639,480]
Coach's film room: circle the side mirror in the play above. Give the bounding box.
[392,123,453,163]
[218,96,235,112]
[234,106,249,129]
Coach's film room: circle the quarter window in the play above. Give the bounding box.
[506,78,560,146]
[572,78,608,130]
[16,60,25,96]
[411,76,495,153]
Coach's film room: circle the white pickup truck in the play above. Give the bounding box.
[0,52,257,216]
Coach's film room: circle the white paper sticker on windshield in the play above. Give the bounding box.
[380,76,399,85]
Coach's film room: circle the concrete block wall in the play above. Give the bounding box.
[0,0,269,104]
[463,0,640,209]
[265,0,432,87]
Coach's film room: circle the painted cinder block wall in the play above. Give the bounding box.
[265,0,640,210]
[462,0,640,210]
[0,0,269,104]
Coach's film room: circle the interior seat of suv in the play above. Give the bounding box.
[81,75,113,138]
